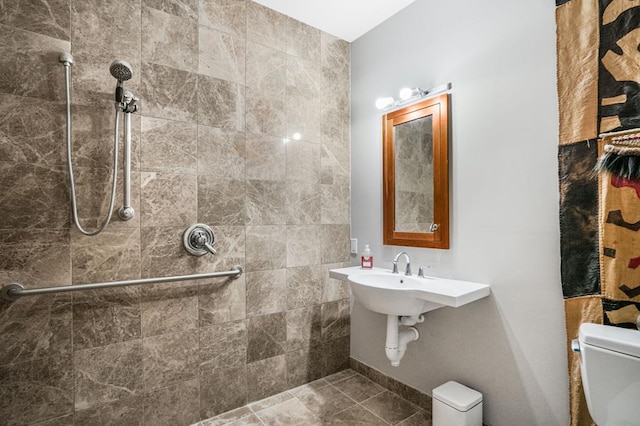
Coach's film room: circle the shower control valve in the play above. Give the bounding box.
[183,224,217,257]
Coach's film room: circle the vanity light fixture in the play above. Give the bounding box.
[376,82,452,111]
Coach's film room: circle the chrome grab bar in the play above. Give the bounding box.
[1,266,243,302]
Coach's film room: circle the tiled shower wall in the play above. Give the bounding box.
[0,1,350,425]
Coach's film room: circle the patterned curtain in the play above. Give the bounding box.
[556,0,640,424]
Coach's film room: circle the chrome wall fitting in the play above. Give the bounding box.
[183,224,217,256]
[1,283,24,302]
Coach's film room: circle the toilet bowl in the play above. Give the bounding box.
[575,323,640,425]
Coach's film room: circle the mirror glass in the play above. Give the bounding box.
[383,94,449,249]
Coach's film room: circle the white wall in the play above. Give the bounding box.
[350,1,567,425]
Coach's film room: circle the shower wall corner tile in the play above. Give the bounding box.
[73,339,143,411]
[320,224,350,264]
[142,5,198,73]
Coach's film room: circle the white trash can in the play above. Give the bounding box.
[432,381,483,426]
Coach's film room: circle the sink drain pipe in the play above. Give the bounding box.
[386,315,420,367]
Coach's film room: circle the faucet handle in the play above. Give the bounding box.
[392,263,399,274]
[405,263,411,276]
[417,265,432,278]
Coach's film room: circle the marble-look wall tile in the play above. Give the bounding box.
[200,365,247,418]
[321,142,350,186]
[286,56,322,98]
[245,42,285,136]
[321,262,350,303]
[195,225,246,272]
[0,0,70,40]
[74,395,143,426]
[285,349,323,388]
[247,312,286,362]
[0,293,72,366]
[200,319,247,373]
[143,379,200,426]
[71,228,141,283]
[142,330,198,389]
[198,125,246,179]
[321,184,350,225]
[141,117,197,173]
[321,336,350,376]
[74,339,143,410]
[286,225,321,267]
[321,300,350,341]
[0,94,66,166]
[71,167,141,230]
[0,25,70,101]
[321,107,350,147]
[286,95,321,143]
[321,32,349,112]
[245,225,286,271]
[0,229,70,287]
[0,163,69,229]
[198,276,246,326]
[286,18,320,62]
[140,226,199,277]
[141,282,198,337]
[72,286,141,351]
[199,0,246,38]
[246,355,287,402]
[140,171,197,227]
[246,134,286,181]
[320,224,350,264]
[197,177,247,225]
[286,265,323,310]
[286,140,320,183]
[144,0,198,18]
[246,269,286,317]
[0,354,73,425]
[286,305,321,352]
[142,6,197,72]
[141,62,198,122]
[246,1,286,51]
[285,182,320,225]
[246,180,286,225]
[321,32,349,76]
[35,414,75,426]
[70,0,141,107]
[197,74,245,131]
[199,25,245,84]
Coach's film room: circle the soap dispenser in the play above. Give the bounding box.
[361,245,373,269]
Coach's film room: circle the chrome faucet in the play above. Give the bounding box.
[392,252,412,276]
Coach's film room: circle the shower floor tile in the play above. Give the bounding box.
[194,369,431,426]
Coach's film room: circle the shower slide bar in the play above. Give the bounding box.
[0,266,243,302]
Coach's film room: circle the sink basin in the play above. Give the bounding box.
[347,271,490,316]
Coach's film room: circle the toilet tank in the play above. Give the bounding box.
[578,323,640,426]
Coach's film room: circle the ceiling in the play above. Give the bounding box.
[253,0,416,42]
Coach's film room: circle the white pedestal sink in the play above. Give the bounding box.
[329,266,490,366]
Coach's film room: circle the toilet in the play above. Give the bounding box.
[575,323,640,425]
[432,381,483,426]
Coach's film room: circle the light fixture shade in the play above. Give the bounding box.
[399,87,416,100]
[375,97,395,110]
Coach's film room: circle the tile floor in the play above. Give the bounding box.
[193,369,432,425]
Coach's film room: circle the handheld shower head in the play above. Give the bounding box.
[110,60,133,104]
[110,60,133,82]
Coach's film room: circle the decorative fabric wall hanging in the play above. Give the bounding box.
[556,1,640,425]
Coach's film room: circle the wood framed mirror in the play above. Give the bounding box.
[382,93,449,249]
